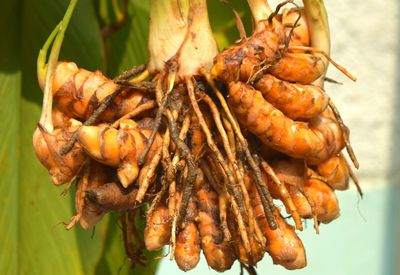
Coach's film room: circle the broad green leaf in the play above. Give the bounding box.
[0,2,21,274]
[105,0,150,76]
[0,0,111,274]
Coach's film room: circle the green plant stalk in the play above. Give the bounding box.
[147,0,218,78]
[303,0,330,83]
[37,0,78,131]
[111,0,124,22]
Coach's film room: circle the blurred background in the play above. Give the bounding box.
[0,0,399,274]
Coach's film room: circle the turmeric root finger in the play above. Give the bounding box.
[48,61,152,121]
[247,174,307,269]
[227,210,264,266]
[305,170,340,224]
[77,118,162,188]
[211,18,285,83]
[199,159,232,243]
[228,82,344,165]
[316,154,350,190]
[195,169,235,271]
[52,108,80,129]
[269,52,326,84]
[144,200,171,251]
[33,123,85,185]
[265,208,307,270]
[266,158,313,219]
[260,161,302,230]
[77,125,138,187]
[76,161,110,229]
[268,158,306,192]
[85,182,141,211]
[254,73,328,120]
[174,197,200,271]
[287,185,312,218]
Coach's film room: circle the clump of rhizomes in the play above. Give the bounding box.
[33,0,361,273]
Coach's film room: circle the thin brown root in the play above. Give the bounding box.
[161,121,173,173]
[246,59,271,85]
[161,113,190,218]
[267,0,295,23]
[342,153,363,197]
[188,80,237,193]
[137,76,172,165]
[197,88,236,165]
[260,159,303,230]
[201,69,276,229]
[301,189,320,234]
[113,81,156,91]
[228,192,252,256]
[197,89,262,243]
[165,107,197,226]
[328,99,359,169]
[167,168,182,261]
[188,78,250,233]
[284,45,357,81]
[177,113,191,146]
[200,159,232,241]
[170,210,179,260]
[66,214,81,230]
[206,154,252,256]
[324,76,343,85]
[221,113,236,158]
[121,211,147,267]
[233,9,247,39]
[113,64,146,82]
[66,162,90,230]
[60,86,125,155]
[146,177,169,220]
[219,194,232,242]
[135,145,162,203]
[240,262,258,275]
[284,4,301,49]
[60,173,78,197]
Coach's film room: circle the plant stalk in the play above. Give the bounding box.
[147,0,218,78]
[246,0,273,23]
[37,0,78,131]
[303,0,330,85]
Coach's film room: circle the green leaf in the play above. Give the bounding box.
[0,0,111,274]
[105,0,150,76]
[0,2,21,274]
